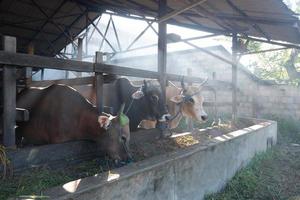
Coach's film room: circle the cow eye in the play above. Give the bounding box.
[151,95,159,103]
[188,98,194,103]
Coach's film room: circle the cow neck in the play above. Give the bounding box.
[82,107,104,141]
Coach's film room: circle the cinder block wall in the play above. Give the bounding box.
[110,47,300,120]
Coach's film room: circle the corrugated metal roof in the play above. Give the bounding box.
[0,0,299,56]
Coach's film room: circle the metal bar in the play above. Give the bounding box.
[126,22,153,51]
[99,16,112,51]
[88,17,117,52]
[238,35,300,50]
[111,15,122,51]
[225,0,270,40]
[158,0,167,104]
[108,33,219,57]
[48,10,87,51]
[241,47,289,55]
[103,12,155,22]
[87,16,101,43]
[232,33,238,121]
[147,21,158,36]
[184,41,233,65]
[157,0,208,23]
[2,36,16,147]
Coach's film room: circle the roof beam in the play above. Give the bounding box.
[47,9,87,53]
[31,0,76,47]
[238,35,300,50]
[29,0,66,43]
[157,0,208,23]
[225,0,270,40]
[240,47,289,55]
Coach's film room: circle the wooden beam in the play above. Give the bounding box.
[232,33,238,121]
[76,38,83,77]
[0,51,233,89]
[2,36,16,147]
[157,0,208,23]
[29,76,94,87]
[158,0,167,104]
[95,52,104,114]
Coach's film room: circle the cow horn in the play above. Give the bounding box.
[199,77,208,87]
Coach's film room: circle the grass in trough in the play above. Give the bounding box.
[0,159,108,200]
[205,116,300,200]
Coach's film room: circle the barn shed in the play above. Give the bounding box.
[0,0,299,199]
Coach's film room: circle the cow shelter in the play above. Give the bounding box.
[0,0,298,199]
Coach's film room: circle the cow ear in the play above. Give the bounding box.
[170,95,183,103]
[98,115,111,129]
[132,90,144,99]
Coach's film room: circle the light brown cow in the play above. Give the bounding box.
[140,79,208,129]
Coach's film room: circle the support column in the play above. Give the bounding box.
[95,52,104,115]
[158,0,167,103]
[187,68,194,131]
[25,42,33,85]
[232,33,238,121]
[76,38,83,77]
[2,36,16,147]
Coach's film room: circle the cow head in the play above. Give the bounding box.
[98,104,132,164]
[170,78,208,122]
[132,80,170,122]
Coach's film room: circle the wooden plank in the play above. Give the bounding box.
[94,63,159,79]
[2,36,16,147]
[0,51,94,72]
[29,76,94,87]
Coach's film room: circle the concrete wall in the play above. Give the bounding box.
[44,118,277,200]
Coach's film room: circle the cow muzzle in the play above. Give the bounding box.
[158,114,171,122]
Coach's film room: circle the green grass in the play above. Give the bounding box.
[205,116,300,200]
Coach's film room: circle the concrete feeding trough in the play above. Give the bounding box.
[42,118,277,200]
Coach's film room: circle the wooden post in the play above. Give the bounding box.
[95,52,104,114]
[76,38,83,77]
[187,68,194,131]
[158,0,167,103]
[25,42,34,85]
[2,36,16,147]
[232,33,238,121]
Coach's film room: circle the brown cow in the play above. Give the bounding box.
[16,84,131,163]
[140,79,208,129]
